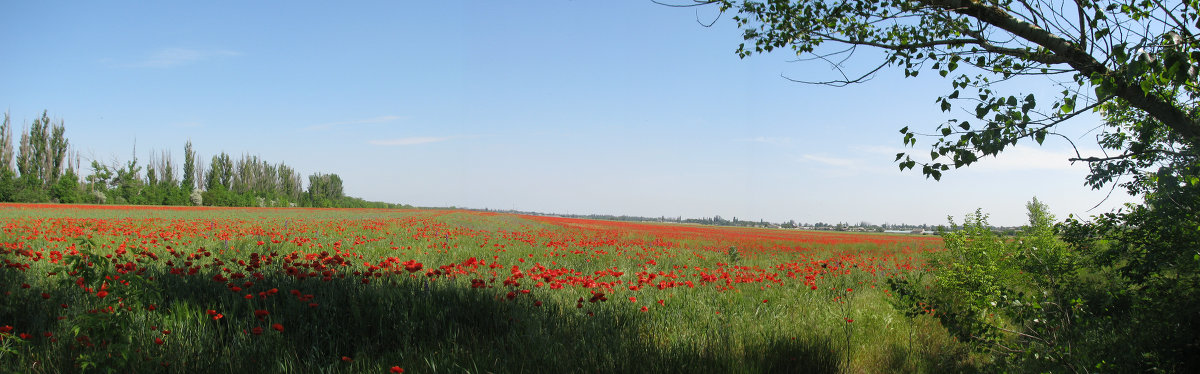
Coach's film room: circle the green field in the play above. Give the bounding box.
[0,204,972,373]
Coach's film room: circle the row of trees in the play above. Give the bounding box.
[0,111,404,209]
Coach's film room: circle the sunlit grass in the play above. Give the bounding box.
[0,204,969,373]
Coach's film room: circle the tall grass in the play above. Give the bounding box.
[0,205,971,373]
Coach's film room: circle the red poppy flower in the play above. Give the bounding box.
[272,323,283,332]
[390,367,404,373]
[251,327,263,335]
[254,309,269,319]
[155,337,164,345]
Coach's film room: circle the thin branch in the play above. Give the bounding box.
[650,0,716,8]
[781,59,889,86]
[1089,173,1122,211]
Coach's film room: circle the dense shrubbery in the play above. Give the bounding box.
[891,189,1200,371]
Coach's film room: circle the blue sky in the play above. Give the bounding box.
[1,1,1135,226]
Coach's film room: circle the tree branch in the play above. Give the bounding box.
[919,0,1200,144]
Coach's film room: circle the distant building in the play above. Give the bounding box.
[911,228,926,234]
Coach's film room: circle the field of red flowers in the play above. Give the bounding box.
[0,204,962,373]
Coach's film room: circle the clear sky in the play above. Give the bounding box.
[1,1,1136,226]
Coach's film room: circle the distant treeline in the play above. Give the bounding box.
[0,110,408,209]
[470,208,944,231]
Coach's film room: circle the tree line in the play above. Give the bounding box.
[0,110,406,209]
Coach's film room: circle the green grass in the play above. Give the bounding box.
[0,205,973,373]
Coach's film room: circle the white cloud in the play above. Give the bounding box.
[967,145,1087,171]
[368,136,453,146]
[126,48,239,68]
[306,115,403,131]
[851,144,908,155]
[796,147,902,177]
[799,154,858,168]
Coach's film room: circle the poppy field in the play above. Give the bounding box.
[0,204,964,373]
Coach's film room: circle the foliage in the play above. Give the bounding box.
[699,0,1199,186]
[182,140,196,192]
[674,1,1200,370]
[889,200,1093,370]
[49,169,81,204]
[0,110,402,209]
[1059,163,1200,371]
[307,172,344,205]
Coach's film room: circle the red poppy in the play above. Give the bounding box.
[390,367,404,373]
[155,337,164,345]
[272,323,283,332]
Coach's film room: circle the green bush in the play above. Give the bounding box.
[890,199,1095,371]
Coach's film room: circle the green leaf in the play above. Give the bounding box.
[942,127,953,136]
[1061,97,1075,113]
